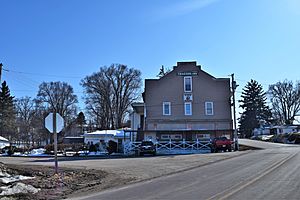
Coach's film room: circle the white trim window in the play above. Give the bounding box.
[172,134,183,140]
[163,102,171,115]
[185,102,192,115]
[205,102,214,115]
[184,76,192,92]
[196,134,210,139]
[161,134,171,140]
[161,134,182,140]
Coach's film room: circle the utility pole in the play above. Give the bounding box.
[231,73,239,150]
[0,63,3,84]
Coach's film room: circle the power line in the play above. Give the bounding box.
[4,68,81,79]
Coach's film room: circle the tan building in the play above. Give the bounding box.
[131,61,233,142]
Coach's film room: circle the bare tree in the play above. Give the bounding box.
[15,96,55,146]
[31,101,50,145]
[82,64,142,129]
[36,81,78,122]
[268,80,300,125]
[15,96,36,144]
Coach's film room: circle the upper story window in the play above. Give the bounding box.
[184,76,192,92]
[163,102,171,115]
[185,102,192,115]
[205,102,214,115]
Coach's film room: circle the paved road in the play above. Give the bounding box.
[239,138,299,149]
[0,150,248,181]
[70,140,300,200]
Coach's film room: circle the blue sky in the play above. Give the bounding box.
[1,0,300,111]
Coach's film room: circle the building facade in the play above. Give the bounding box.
[132,61,233,142]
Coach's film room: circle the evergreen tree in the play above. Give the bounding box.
[157,65,171,78]
[0,81,16,139]
[239,80,271,138]
[76,112,86,133]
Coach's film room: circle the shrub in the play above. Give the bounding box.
[107,140,118,155]
[288,133,300,142]
[89,143,97,152]
[7,146,15,156]
[45,143,81,154]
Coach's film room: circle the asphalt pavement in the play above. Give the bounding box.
[69,140,300,200]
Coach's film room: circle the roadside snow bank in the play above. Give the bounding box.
[0,182,40,196]
[0,174,34,184]
[0,170,34,184]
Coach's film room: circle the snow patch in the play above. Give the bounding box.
[0,182,40,196]
[0,170,35,184]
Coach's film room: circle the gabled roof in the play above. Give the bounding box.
[145,61,228,82]
[0,136,9,142]
[83,130,131,138]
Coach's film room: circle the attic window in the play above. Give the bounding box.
[184,76,192,92]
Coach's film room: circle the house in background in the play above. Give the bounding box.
[0,136,10,149]
[131,61,233,143]
[253,125,299,136]
[270,125,298,135]
[83,130,131,153]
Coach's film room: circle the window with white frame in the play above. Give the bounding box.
[160,134,182,140]
[163,102,171,115]
[196,134,210,139]
[161,134,171,140]
[184,76,192,92]
[205,102,214,115]
[172,134,182,140]
[185,102,192,115]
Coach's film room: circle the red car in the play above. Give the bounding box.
[211,136,233,153]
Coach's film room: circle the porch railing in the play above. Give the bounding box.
[123,139,211,155]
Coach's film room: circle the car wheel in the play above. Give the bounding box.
[226,145,231,152]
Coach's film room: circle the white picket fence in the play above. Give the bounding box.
[123,139,212,155]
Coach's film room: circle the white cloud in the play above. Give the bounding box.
[154,0,219,20]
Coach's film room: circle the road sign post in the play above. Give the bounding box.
[53,111,58,174]
[45,112,64,174]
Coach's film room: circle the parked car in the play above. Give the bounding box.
[139,141,156,156]
[250,135,261,140]
[63,147,79,157]
[211,136,233,153]
[261,135,274,142]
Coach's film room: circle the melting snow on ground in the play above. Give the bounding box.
[0,169,39,196]
[0,182,40,196]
